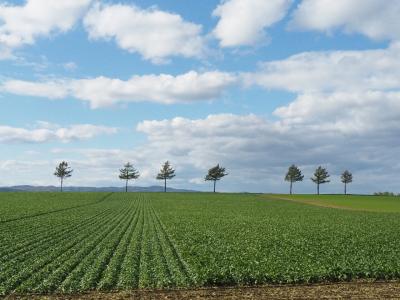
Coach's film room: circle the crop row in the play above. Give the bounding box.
[150,193,400,285]
[0,193,196,295]
[2,192,400,295]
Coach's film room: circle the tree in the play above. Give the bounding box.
[285,165,304,195]
[311,166,330,195]
[54,161,73,192]
[119,162,140,192]
[341,170,353,195]
[205,164,228,193]
[156,161,175,192]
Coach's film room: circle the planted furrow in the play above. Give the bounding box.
[0,207,113,264]
[147,201,175,287]
[97,197,142,290]
[27,199,133,294]
[149,206,190,287]
[150,205,195,285]
[0,206,117,278]
[0,193,114,253]
[77,199,138,291]
[0,197,129,294]
[117,196,146,289]
[55,198,136,293]
[0,193,113,225]
[137,198,156,288]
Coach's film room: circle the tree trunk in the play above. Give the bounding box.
[164,178,167,192]
[290,181,293,195]
[60,178,63,192]
[213,180,216,193]
[317,183,320,195]
[125,179,128,192]
[344,183,347,195]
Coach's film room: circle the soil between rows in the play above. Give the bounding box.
[4,281,400,299]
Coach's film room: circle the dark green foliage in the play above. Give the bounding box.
[341,170,353,195]
[156,161,175,192]
[311,166,330,195]
[284,165,304,194]
[119,162,140,192]
[54,161,73,192]
[205,164,228,192]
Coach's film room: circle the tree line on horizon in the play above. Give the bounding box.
[53,161,227,193]
[285,164,353,195]
[54,161,352,194]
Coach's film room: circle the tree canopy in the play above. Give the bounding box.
[54,161,73,192]
[205,164,228,192]
[341,170,353,195]
[311,166,330,195]
[156,161,175,192]
[119,162,140,192]
[285,164,304,194]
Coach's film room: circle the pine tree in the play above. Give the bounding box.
[311,166,330,195]
[205,164,228,193]
[341,170,353,195]
[119,162,140,192]
[285,164,304,195]
[54,161,73,192]
[156,161,175,192]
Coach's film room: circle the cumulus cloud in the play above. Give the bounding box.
[0,122,118,143]
[0,0,92,57]
[0,71,237,108]
[133,111,400,193]
[246,43,400,92]
[83,3,206,63]
[290,0,400,41]
[212,0,292,47]
[1,80,69,99]
[2,110,400,192]
[274,91,400,134]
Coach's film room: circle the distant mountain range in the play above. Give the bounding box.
[0,185,198,193]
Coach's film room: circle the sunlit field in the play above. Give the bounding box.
[1,192,400,295]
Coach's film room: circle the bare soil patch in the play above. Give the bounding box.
[5,281,400,299]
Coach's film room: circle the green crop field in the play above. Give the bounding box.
[1,192,400,295]
[269,194,400,213]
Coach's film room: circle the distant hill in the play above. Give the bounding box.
[0,185,198,193]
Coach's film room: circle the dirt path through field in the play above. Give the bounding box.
[5,281,400,299]
[263,195,371,212]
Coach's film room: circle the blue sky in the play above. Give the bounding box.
[1,0,399,193]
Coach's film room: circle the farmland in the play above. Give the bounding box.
[1,192,400,296]
[269,194,400,212]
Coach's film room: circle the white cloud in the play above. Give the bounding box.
[1,79,69,99]
[212,0,292,47]
[0,122,118,143]
[274,91,400,134]
[83,3,206,63]
[134,111,400,193]
[290,0,400,41]
[247,42,400,92]
[2,110,400,192]
[0,0,92,57]
[0,71,237,108]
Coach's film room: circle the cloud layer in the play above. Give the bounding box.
[1,71,237,108]
[0,122,117,143]
[290,0,400,41]
[0,0,92,58]
[213,0,292,47]
[247,42,400,92]
[84,3,206,63]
